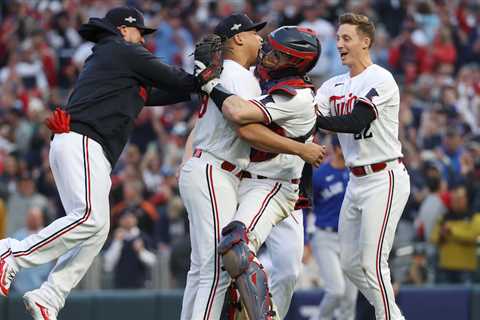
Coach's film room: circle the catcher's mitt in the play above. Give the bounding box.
[194,34,223,89]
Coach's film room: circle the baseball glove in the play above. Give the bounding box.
[194,34,223,91]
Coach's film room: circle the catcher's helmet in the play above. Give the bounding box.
[257,26,321,80]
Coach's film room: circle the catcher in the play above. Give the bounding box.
[180,15,324,320]
[192,26,321,320]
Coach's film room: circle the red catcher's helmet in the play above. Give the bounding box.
[257,26,321,80]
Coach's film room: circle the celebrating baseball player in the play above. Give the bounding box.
[179,14,324,320]
[310,136,357,320]
[315,13,410,320]
[195,26,321,320]
[0,6,203,320]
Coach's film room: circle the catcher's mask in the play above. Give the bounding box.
[256,26,321,81]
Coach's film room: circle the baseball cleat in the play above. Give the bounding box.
[0,258,16,297]
[23,292,58,320]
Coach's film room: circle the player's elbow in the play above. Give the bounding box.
[223,105,249,125]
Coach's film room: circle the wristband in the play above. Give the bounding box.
[210,84,234,111]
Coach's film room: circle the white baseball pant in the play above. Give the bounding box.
[236,178,298,252]
[311,229,357,320]
[259,210,304,319]
[179,155,240,320]
[0,132,111,312]
[228,177,298,318]
[339,163,410,320]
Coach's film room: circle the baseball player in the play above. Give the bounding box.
[0,7,203,320]
[315,13,410,320]
[310,136,357,320]
[180,15,324,320]
[196,26,321,320]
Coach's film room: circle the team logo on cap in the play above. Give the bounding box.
[125,16,137,23]
[230,24,242,31]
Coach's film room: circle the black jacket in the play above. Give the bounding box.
[66,18,197,166]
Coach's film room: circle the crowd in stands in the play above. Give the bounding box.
[0,0,479,292]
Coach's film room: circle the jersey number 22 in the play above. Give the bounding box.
[354,124,373,140]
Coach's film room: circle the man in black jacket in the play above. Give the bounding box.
[0,6,198,320]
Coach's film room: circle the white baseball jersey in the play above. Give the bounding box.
[246,88,317,180]
[315,64,403,167]
[193,59,261,169]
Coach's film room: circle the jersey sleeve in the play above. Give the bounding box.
[315,83,331,117]
[357,73,398,119]
[221,71,260,99]
[248,94,301,125]
[125,44,197,92]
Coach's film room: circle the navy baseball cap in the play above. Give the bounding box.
[214,13,267,39]
[104,6,156,35]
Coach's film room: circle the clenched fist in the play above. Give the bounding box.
[298,143,326,167]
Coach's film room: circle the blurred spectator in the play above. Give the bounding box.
[0,154,19,200]
[370,26,391,69]
[6,172,48,235]
[160,121,189,169]
[440,127,465,183]
[141,149,163,195]
[432,28,457,66]
[270,0,305,27]
[111,180,159,240]
[152,168,182,246]
[389,16,431,84]
[430,184,480,284]
[416,162,448,242]
[46,10,81,89]
[10,206,54,293]
[404,248,429,286]
[72,41,93,71]
[154,10,194,70]
[168,198,190,288]
[30,29,58,88]
[0,41,49,97]
[413,0,440,44]
[104,211,156,289]
[5,108,34,158]
[299,2,340,83]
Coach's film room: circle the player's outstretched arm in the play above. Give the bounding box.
[199,80,266,125]
[221,95,265,124]
[237,123,326,167]
[316,100,376,133]
[145,87,192,106]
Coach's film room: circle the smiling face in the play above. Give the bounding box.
[336,23,371,68]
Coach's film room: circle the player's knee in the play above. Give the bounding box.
[218,221,251,278]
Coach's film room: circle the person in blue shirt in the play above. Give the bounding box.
[310,136,358,320]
